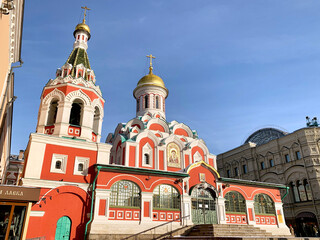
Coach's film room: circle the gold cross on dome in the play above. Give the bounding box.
[146,54,156,67]
[81,6,91,23]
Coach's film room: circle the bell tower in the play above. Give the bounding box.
[36,7,104,142]
[133,54,168,119]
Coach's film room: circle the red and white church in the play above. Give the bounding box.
[21,12,290,240]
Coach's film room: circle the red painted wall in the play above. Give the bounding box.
[159,150,164,170]
[149,123,165,132]
[26,186,90,240]
[42,85,104,107]
[40,144,97,183]
[191,146,204,162]
[129,146,136,167]
[188,165,217,189]
[223,185,282,202]
[99,199,106,216]
[174,128,189,137]
[144,202,150,217]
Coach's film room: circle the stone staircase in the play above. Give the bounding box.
[164,224,283,239]
[188,224,272,237]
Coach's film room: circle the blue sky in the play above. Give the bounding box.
[11,0,320,155]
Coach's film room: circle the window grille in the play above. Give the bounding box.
[153,185,179,210]
[110,180,141,208]
[225,191,246,213]
[254,194,275,215]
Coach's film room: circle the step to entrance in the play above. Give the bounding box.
[166,224,283,239]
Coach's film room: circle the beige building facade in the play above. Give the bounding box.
[0,0,24,184]
[217,127,320,237]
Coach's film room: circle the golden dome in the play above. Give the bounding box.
[73,22,91,39]
[133,67,168,95]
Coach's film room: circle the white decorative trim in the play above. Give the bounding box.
[142,143,153,167]
[30,211,45,217]
[42,88,65,105]
[50,154,68,174]
[65,89,92,105]
[73,156,89,176]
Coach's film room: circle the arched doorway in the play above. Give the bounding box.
[55,216,71,240]
[295,212,318,237]
[191,184,217,224]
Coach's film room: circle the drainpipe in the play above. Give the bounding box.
[281,186,289,201]
[84,165,101,240]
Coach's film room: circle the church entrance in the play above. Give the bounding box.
[191,186,217,224]
[55,216,71,240]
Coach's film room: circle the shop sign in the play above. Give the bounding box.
[0,186,40,202]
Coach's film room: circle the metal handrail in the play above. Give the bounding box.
[122,214,190,240]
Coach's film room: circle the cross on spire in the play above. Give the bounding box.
[81,6,91,23]
[146,54,156,74]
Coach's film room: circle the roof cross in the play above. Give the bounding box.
[81,6,91,23]
[146,54,156,67]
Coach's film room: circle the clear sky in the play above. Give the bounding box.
[11,0,320,155]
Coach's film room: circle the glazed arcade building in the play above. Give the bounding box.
[20,12,291,240]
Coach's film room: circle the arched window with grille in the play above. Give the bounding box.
[110,180,141,208]
[225,191,246,213]
[254,194,275,215]
[153,185,180,210]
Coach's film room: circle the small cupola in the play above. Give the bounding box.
[133,55,169,119]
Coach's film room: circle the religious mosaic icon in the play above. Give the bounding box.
[199,173,206,182]
[167,142,180,168]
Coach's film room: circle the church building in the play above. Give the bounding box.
[20,10,290,240]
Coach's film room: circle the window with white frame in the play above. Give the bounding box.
[142,143,152,167]
[193,151,202,162]
[50,154,68,174]
[73,157,89,175]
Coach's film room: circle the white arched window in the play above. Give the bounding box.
[153,185,180,210]
[142,143,152,167]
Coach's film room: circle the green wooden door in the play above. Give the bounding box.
[55,216,71,240]
[191,188,217,224]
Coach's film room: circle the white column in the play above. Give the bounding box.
[93,189,110,223]
[37,104,49,131]
[80,105,94,140]
[246,200,256,226]
[140,192,153,223]
[216,196,226,224]
[274,202,287,228]
[53,101,72,137]
[182,195,193,225]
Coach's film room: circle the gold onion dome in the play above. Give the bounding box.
[134,67,168,95]
[74,21,91,40]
